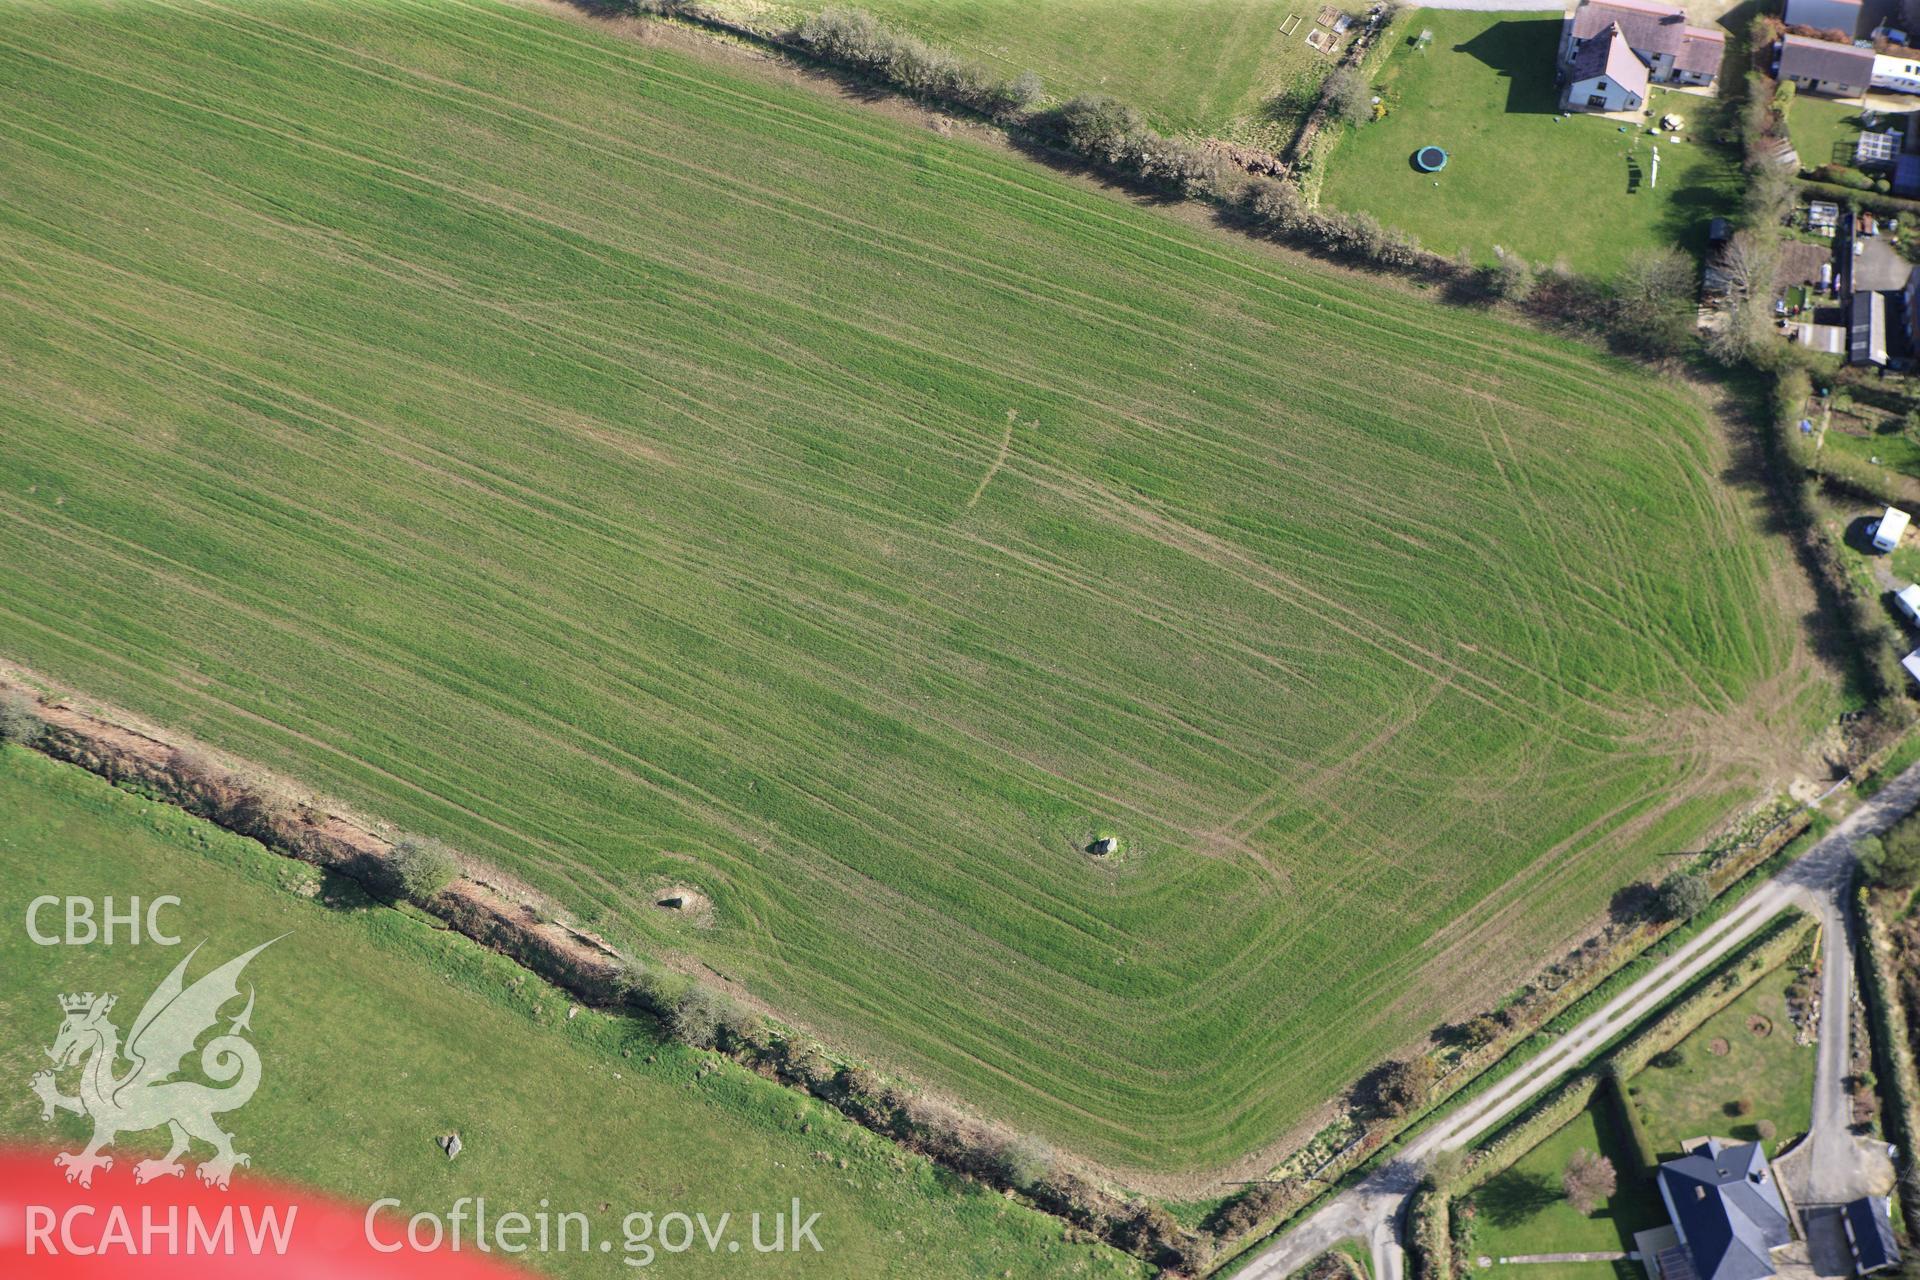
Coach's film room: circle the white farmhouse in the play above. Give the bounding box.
[1564,23,1649,110]
[1560,0,1726,94]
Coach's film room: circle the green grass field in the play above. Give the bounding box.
[1323,11,1744,274]
[0,747,1145,1278]
[1626,966,1815,1150]
[706,0,1348,139]
[1786,95,1870,174]
[0,0,1826,1174]
[1465,1095,1666,1262]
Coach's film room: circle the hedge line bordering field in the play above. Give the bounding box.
[1856,884,1920,1226]
[1401,910,1816,1279]
[0,683,1213,1272]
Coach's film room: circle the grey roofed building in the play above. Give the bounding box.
[1852,287,1889,365]
[1842,1197,1899,1274]
[1566,23,1651,105]
[1569,0,1722,58]
[1655,1140,1793,1280]
[1562,0,1724,84]
[1777,33,1877,92]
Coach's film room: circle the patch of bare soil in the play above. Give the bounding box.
[1709,1037,1732,1056]
[1748,1014,1773,1038]
[645,880,715,928]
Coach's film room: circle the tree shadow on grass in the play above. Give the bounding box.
[1475,1169,1564,1229]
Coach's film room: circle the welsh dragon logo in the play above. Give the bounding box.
[30,939,281,1190]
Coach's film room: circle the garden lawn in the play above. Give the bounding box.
[1624,965,1816,1152]
[1815,427,1920,507]
[1787,95,1870,174]
[702,0,1351,139]
[1322,10,1744,275]
[0,748,1145,1278]
[1464,1097,1668,1261]
[0,0,1825,1174]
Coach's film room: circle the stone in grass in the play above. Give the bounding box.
[1089,836,1119,856]
[438,1133,463,1160]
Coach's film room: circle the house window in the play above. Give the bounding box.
[1597,80,1607,88]
[1588,93,1609,106]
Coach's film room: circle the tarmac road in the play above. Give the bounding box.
[1232,762,1920,1280]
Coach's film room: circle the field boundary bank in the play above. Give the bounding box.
[1209,810,1814,1244]
[0,671,1215,1272]
[1856,882,1920,1227]
[9,656,1882,1280]
[574,1,1737,347]
[565,1,1476,279]
[560,0,1916,1174]
[12,0,1916,1260]
[586,2,1919,742]
[1400,910,1819,1280]
[1209,724,1920,1274]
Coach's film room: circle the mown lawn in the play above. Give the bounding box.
[1625,965,1817,1151]
[0,0,1824,1173]
[1787,95,1871,173]
[1463,1098,1667,1263]
[1322,10,1744,274]
[0,748,1145,1278]
[704,0,1353,138]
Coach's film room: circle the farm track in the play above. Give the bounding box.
[0,0,1824,1175]
[1239,762,1920,1280]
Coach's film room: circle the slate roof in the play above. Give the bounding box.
[1656,1141,1793,1280]
[1571,0,1725,70]
[1843,1197,1899,1273]
[1569,24,1650,95]
[1778,32,1876,84]
[1673,26,1727,75]
[1897,153,1920,197]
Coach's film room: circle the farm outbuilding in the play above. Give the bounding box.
[1842,1196,1900,1275]
[1895,583,1920,625]
[1777,34,1875,97]
[1873,505,1911,550]
[1903,649,1920,687]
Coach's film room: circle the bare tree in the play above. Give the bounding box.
[1563,1148,1617,1215]
[0,691,42,746]
[1322,68,1372,125]
[1491,251,1536,301]
[1705,229,1779,364]
[1717,229,1778,302]
[1746,162,1796,229]
[1614,248,1694,315]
